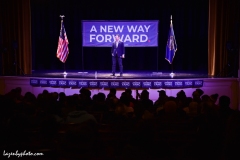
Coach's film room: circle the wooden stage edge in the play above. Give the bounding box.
[0,76,239,110]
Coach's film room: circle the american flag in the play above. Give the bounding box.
[56,20,69,63]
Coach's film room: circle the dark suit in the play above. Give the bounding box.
[111,41,125,75]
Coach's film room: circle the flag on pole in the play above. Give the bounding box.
[56,20,69,63]
[165,16,177,64]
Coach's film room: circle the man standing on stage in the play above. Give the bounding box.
[111,34,125,77]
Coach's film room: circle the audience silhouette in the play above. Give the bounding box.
[0,87,239,159]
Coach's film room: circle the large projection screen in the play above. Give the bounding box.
[82,20,159,47]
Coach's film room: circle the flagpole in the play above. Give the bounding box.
[63,63,67,74]
[170,15,175,77]
[170,63,174,76]
[60,15,67,75]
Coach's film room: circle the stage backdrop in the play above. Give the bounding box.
[30,0,208,72]
[82,20,158,47]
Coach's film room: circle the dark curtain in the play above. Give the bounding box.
[0,0,31,75]
[208,0,240,77]
[30,0,209,73]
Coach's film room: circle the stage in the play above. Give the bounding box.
[28,70,209,79]
[25,70,209,89]
[0,70,239,110]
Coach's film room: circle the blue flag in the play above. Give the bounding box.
[165,20,177,64]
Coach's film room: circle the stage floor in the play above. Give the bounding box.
[27,70,210,79]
